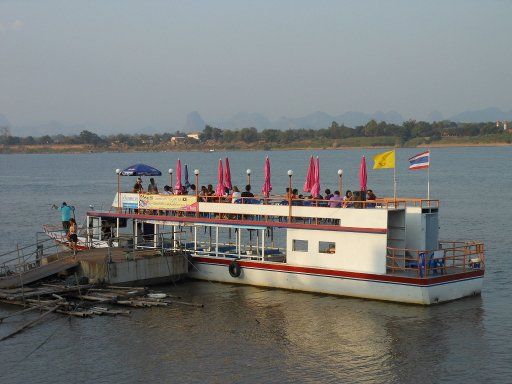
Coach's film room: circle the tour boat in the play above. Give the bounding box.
[71,190,485,305]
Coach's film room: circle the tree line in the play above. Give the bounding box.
[0,119,509,147]
[200,120,507,144]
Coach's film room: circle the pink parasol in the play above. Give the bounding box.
[261,156,272,197]
[303,156,314,192]
[311,157,320,197]
[175,159,183,194]
[215,159,225,196]
[224,157,232,190]
[359,155,367,192]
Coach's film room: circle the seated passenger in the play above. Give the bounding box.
[302,195,313,206]
[241,185,254,198]
[343,190,354,208]
[366,189,377,207]
[231,186,241,203]
[285,187,291,199]
[329,190,343,208]
[162,185,172,195]
[324,189,333,200]
[147,178,158,194]
[133,177,144,193]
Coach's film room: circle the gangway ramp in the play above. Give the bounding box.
[0,255,78,289]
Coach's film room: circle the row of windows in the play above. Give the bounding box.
[292,239,335,254]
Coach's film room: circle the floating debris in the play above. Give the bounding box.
[0,280,203,341]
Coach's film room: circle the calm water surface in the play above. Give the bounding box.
[0,147,511,383]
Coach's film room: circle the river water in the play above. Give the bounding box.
[0,147,511,383]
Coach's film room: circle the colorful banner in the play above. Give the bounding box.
[138,194,198,210]
[112,193,139,209]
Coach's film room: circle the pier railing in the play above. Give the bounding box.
[0,236,71,277]
[386,241,484,278]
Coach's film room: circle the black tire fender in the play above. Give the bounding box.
[228,259,242,278]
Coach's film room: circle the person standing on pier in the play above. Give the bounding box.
[68,218,78,255]
[53,202,75,231]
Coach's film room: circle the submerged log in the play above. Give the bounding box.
[0,305,61,342]
[0,303,48,322]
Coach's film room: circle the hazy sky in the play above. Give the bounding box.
[1,0,511,134]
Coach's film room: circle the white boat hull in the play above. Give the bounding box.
[190,256,483,305]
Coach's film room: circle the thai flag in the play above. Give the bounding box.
[408,150,430,170]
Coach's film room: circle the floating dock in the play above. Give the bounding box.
[0,246,189,290]
[76,248,189,285]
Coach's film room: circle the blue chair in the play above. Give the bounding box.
[430,251,445,275]
[406,252,427,277]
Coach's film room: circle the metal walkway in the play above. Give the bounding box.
[0,255,78,289]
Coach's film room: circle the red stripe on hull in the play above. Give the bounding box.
[192,256,484,286]
[87,211,387,234]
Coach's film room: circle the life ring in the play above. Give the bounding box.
[229,259,242,278]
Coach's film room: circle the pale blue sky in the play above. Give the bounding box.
[1,0,511,133]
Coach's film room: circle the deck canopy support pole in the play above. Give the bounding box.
[215,227,219,257]
[237,228,241,255]
[194,226,197,252]
[153,224,157,249]
[134,219,138,247]
[261,228,265,260]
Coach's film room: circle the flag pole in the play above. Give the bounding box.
[427,148,431,200]
[393,150,397,200]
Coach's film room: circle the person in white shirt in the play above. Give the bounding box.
[231,186,241,203]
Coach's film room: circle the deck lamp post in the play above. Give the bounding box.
[337,169,343,195]
[287,170,293,222]
[194,169,200,197]
[246,169,252,187]
[194,169,200,217]
[116,168,121,212]
[168,168,173,190]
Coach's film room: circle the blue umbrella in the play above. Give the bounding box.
[184,164,191,188]
[120,163,162,176]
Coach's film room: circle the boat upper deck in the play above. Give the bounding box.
[104,192,439,232]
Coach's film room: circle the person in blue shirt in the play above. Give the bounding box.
[52,202,75,231]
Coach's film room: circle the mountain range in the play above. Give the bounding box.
[198,107,512,132]
[208,111,404,131]
[4,107,512,136]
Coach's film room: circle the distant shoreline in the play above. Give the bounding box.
[1,141,511,154]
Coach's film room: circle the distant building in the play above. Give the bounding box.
[171,136,186,144]
[186,132,201,140]
[496,121,511,133]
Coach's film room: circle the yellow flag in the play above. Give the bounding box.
[373,150,395,169]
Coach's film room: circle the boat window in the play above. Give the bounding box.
[319,241,336,254]
[292,240,308,252]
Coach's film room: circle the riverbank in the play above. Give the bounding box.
[1,135,511,154]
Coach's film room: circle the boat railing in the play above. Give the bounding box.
[386,241,484,278]
[43,223,113,248]
[112,191,439,213]
[106,194,439,231]
[98,228,284,263]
